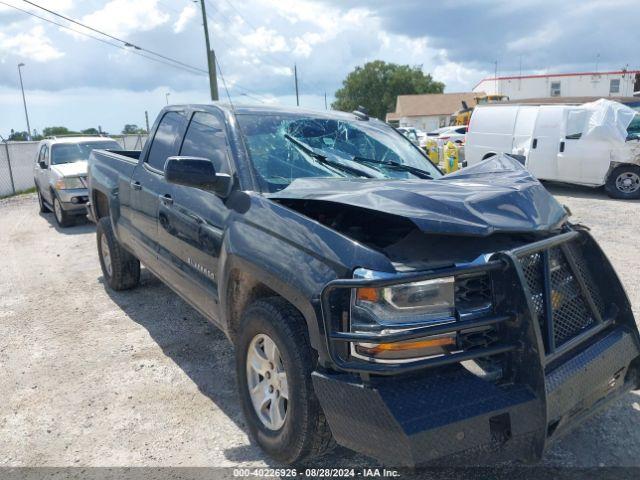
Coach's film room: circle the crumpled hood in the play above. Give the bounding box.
[51,160,88,177]
[269,154,568,236]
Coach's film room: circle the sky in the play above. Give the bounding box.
[0,0,638,137]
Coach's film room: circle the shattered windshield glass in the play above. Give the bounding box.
[236,113,441,192]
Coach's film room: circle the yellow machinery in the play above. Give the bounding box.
[443,141,459,173]
[450,94,509,126]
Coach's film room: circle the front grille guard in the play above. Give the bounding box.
[507,230,615,366]
[320,229,614,375]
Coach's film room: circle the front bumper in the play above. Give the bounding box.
[313,326,639,466]
[56,188,89,214]
[315,228,640,465]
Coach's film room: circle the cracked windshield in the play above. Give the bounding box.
[237,113,442,192]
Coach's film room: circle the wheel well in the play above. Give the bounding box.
[482,152,497,160]
[93,190,110,219]
[225,269,287,341]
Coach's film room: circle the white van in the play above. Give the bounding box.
[465,101,640,199]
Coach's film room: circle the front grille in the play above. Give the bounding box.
[455,273,492,314]
[519,241,602,352]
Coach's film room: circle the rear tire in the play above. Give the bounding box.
[605,165,640,199]
[53,196,72,227]
[236,297,334,464]
[37,188,50,213]
[97,217,140,290]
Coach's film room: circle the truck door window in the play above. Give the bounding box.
[146,111,185,172]
[566,110,587,140]
[37,145,47,166]
[180,112,230,174]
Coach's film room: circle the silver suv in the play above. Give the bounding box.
[33,136,121,227]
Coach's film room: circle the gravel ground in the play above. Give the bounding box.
[1,186,639,470]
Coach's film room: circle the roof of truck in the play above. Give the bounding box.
[168,103,376,121]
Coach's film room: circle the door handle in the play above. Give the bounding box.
[161,194,173,205]
[532,138,538,149]
[559,141,565,153]
[131,181,142,190]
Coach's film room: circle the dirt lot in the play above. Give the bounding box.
[1,185,640,469]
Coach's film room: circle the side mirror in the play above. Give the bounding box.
[38,161,47,169]
[164,156,232,197]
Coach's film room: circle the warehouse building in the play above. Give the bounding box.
[473,70,640,100]
[386,92,481,131]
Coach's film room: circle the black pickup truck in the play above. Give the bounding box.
[87,104,640,466]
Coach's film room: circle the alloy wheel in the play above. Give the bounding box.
[100,233,113,277]
[246,333,289,430]
[54,198,63,223]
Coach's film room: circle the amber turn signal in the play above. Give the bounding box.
[356,287,380,302]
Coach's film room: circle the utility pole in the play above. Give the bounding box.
[145,111,150,133]
[494,60,498,95]
[324,92,327,110]
[165,92,170,105]
[294,64,300,107]
[17,63,32,140]
[199,0,219,101]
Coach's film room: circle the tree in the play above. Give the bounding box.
[42,126,79,137]
[332,60,445,121]
[122,124,146,134]
[8,129,29,141]
[81,128,100,135]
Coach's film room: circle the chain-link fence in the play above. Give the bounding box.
[0,135,148,197]
[0,141,39,197]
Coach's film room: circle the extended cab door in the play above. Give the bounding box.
[156,110,232,324]
[127,110,187,263]
[526,106,564,180]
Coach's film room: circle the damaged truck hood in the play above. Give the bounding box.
[268,154,567,237]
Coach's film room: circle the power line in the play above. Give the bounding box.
[21,0,207,74]
[7,0,279,103]
[0,0,207,76]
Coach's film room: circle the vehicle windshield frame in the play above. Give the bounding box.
[236,111,442,193]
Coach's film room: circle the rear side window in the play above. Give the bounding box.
[146,111,185,171]
[180,112,230,174]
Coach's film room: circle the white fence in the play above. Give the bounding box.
[0,135,147,197]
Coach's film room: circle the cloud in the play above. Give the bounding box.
[1,0,638,136]
[0,25,64,62]
[173,4,197,34]
[80,0,170,37]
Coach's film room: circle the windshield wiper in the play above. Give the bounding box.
[284,134,374,178]
[352,156,433,179]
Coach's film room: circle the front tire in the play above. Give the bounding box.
[236,298,334,464]
[53,195,72,227]
[605,165,640,199]
[97,217,140,290]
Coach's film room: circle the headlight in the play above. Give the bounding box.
[350,268,457,362]
[54,177,85,190]
[352,269,455,325]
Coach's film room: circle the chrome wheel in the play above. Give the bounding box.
[54,198,63,223]
[246,333,289,430]
[615,171,640,193]
[100,233,113,277]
